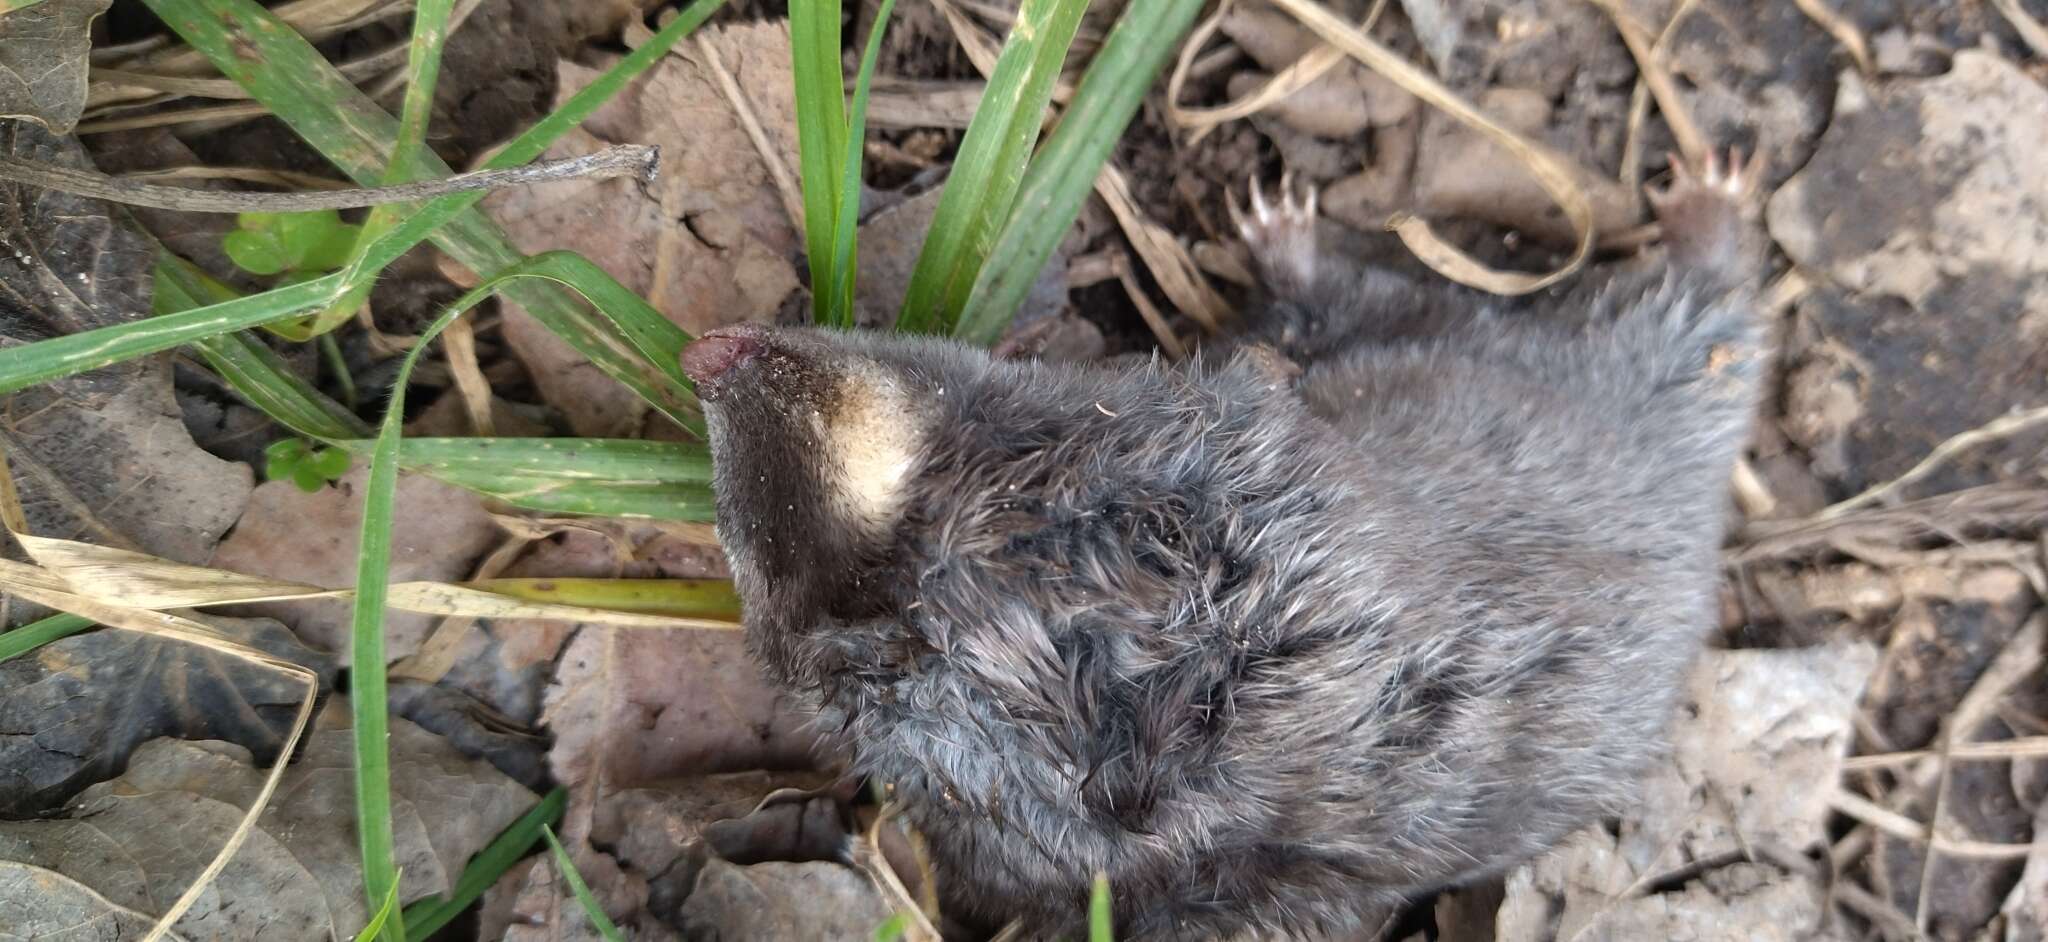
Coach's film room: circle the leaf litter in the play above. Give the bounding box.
[2,0,2048,938]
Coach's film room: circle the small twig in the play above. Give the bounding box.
[857,802,942,941]
[1618,0,1701,213]
[1841,735,2048,771]
[1587,0,1709,166]
[1112,251,1191,361]
[1790,0,1875,74]
[76,101,273,135]
[1990,0,2048,59]
[118,165,353,190]
[1830,880,1921,942]
[1814,403,2048,519]
[441,317,495,436]
[0,144,660,213]
[1263,0,1600,296]
[1164,0,1393,144]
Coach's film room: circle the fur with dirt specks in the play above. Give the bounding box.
[692,160,1766,940]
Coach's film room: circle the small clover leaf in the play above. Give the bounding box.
[263,437,352,492]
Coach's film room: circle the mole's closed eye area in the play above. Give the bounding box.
[0,1,2043,941]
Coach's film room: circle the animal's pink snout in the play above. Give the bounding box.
[680,328,767,385]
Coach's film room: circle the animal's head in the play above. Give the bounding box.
[680,324,1367,768]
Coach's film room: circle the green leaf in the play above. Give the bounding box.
[222,228,290,275]
[790,0,848,326]
[401,788,567,936]
[310,445,352,480]
[270,209,347,267]
[154,251,373,440]
[1090,871,1114,942]
[291,464,325,492]
[873,911,913,942]
[303,221,365,271]
[264,437,309,479]
[819,0,898,328]
[141,0,725,431]
[957,0,1209,344]
[351,876,403,942]
[0,613,95,663]
[895,0,1088,334]
[541,825,626,942]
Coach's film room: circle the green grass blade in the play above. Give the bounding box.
[463,577,740,620]
[155,251,374,440]
[351,876,402,942]
[956,0,1208,344]
[0,613,96,663]
[142,0,724,432]
[345,239,586,942]
[790,0,847,325]
[893,0,1088,334]
[375,436,717,520]
[0,272,347,393]
[279,0,454,342]
[401,788,566,936]
[821,0,898,327]
[1090,872,1114,942]
[541,825,625,942]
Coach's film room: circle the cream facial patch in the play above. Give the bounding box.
[814,364,926,531]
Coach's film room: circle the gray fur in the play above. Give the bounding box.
[687,166,1765,940]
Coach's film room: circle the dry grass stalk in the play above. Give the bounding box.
[4,528,739,629]
[1261,0,1599,296]
[439,316,496,435]
[1585,0,1709,165]
[1789,0,1875,74]
[1095,165,1232,334]
[1163,0,1393,145]
[1814,403,2048,520]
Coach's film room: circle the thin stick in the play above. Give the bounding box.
[1586,0,1708,165]
[1814,403,2048,519]
[0,144,659,213]
[1164,0,1392,144]
[1789,0,1874,74]
[1990,0,2048,59]
[1841,735,2048,771]
[1114,252,1191,360]
[1262,0,1599,296]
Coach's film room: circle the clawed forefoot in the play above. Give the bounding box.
[1230,171,1323,297]
[1646,146,1766,277]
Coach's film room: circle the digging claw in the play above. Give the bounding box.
[1234,171,1323,295]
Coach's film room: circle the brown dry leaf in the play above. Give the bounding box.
[1766,52,2048,499]
[0,121,252,624]
[0,1,110,134]
[542,624,820,798]
[207,465,500,663]
[0,860,186,942]
[482,21,803,437]
[0,613,335,816]
[678,859,893,940]
[0,711,534,939]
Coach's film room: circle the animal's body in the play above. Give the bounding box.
[678,152,1769,940]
